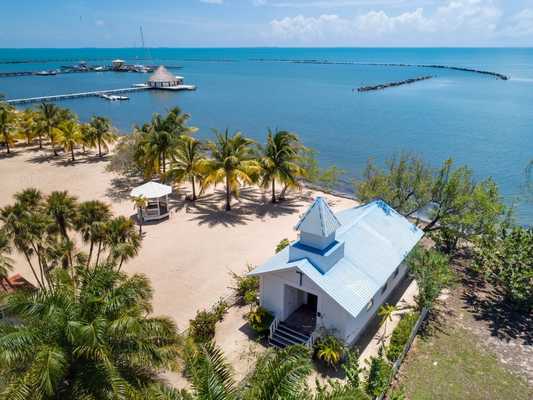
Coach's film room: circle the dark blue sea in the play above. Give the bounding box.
[0,48,531,223]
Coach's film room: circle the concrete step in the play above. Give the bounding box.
[275,327,309,344]
[278,323,311,341]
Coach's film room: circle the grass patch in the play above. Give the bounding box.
[397,324,531,400]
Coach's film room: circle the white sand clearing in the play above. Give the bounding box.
[0,146,356,329]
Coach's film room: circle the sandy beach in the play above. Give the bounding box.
[0,146,356,329]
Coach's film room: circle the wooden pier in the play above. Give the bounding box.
[6,87,150,105]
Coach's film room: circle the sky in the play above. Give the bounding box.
[0,0,532,47]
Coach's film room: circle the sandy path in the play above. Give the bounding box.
[0,146,356,329]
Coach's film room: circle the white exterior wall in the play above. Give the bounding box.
[260,269,355,341]
[259,261,409,344]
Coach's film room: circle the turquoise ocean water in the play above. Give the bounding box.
[0,48,531,223]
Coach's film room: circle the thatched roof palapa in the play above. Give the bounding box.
[149,65,180,83]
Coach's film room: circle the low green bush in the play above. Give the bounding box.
[386,312,420,362]
[365,347,392,397]
[275,238,290,253]
[247,306,273,335]
[230,264,259,305]
[189,299,228,343]
[314,334,346,369]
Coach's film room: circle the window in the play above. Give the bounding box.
[366,298,373,311]
[381,282,388,295]
[393,267,400,278]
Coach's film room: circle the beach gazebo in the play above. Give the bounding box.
[130,181,172,221]
[148,65,184,88]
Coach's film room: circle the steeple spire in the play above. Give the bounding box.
[294,197,340,251]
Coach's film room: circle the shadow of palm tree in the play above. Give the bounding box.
[0,151,18,159]
[106,175,144,202]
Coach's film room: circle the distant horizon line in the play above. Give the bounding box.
[1,46,532,50]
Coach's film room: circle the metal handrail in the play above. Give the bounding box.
[306,329,319,349]
[268,317,280,339]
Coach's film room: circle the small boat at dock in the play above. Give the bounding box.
[35,70,57,76]
[100,94,129,101]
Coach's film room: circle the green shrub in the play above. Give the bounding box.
[275,238,290,253]
[408,246,454,310]
[365,347,392,397]
[314,334,346,369]
[247,306,273,335]
[386,312,419,362]
[230,264,259,305]
[189,299,228,343]
[343,349,363,389]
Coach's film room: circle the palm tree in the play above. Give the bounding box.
[167,135,204,200]
[0,264,181,399]
[202,129,259,211]
[45,191,78,242]
[0,189,51,290]
[45,191,78,269]
[377,303,397,344]
[75,200,112,267]
[90,115,117,157]
[57,119,82,161]
[132,195,147,234]
[0,230,14,291]
[259,130,303,203]
[79,122,95,153]
[37,102,62,156]
[163,106,198,136]
[17,108,39,146]
[105,216,142,271]
[0,104,16,154]
[146,114,176,176]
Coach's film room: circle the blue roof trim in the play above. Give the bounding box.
[292,239,339,257]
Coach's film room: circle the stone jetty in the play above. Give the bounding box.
[250,59,509,80]
[356,76,433,92]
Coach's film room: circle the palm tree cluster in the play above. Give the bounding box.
[178,342,369,400]
[0,264,181,399]
[129,108,305,210]
[0,100,117,161]
[0,188,141,291]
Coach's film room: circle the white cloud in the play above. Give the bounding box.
[501,8,533,38]
[268,0,410,8]
[355,8,434,34]
[268,0,515,44]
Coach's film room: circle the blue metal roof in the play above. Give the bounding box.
[250,199,424,318]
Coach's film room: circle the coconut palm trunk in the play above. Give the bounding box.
[191,175,197,201]
[3,130,10,154]
[70,145,75,161]
[225,173,231,211]
[98,138,102,157]
[271,179,277,203]
[50,129,58,156]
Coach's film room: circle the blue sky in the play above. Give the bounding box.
[1,0,532,47]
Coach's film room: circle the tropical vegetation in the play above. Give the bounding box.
[0,188,141,290]
[407,246,455,311]
[0,264,181,399]
[473,224,533,310]
[0,100,117,160]
[356,154,506,254]
[313,334,346,368]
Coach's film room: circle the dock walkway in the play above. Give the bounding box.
[6,87,149,105]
